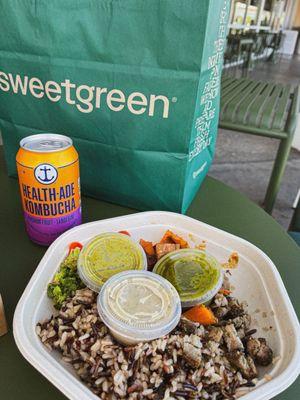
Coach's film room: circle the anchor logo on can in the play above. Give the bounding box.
[34,163,58,184]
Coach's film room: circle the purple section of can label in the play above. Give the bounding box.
[24,207,82,246]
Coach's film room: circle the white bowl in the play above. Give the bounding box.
[13,211,300,400]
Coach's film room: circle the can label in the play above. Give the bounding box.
[17,157,81,245]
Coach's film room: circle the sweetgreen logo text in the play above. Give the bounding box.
[0,71,171,118]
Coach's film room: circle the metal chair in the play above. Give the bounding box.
[268,32,283,63]
[223,34,254,77]
[220,76,300,213]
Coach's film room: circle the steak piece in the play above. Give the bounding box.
[227,351,258,380]
[183,335,202,368]
[208,327,223,343]
[179,317,199,335]
[223,324,244,352]
[246,337,273,366]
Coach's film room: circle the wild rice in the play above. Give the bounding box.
[37,287,273,399]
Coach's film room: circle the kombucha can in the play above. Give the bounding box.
[16,133,82,246]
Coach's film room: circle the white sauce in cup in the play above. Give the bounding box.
[97,271,181,345]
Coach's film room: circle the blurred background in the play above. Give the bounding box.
[210,0,300,229]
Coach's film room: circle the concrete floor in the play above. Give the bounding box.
[210,55,300,229]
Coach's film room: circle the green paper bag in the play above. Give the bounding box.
[0,0,229,212]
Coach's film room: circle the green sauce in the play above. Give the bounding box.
[154,250,221,302]
[78,233,146,292]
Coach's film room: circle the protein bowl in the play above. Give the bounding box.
[78,232,147,292]
[13,212,300,400]
[153,248,223,308]
[97,270,181,345]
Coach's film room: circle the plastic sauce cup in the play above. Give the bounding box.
[153,249,223,308]
[97,270,181,345]
[78,233,147,292]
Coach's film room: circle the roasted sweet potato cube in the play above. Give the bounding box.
[160,230,189,248]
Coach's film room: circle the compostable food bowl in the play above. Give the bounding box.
[13,211,300,400]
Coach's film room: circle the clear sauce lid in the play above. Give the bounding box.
[97,271,181,343]
[153,249,223,307]
[78,233,147,292]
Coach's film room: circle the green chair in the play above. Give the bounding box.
[223,34,254,77]
[288,191,300,246]
[223,36,239,76]
[251,33,265,68]
[220,76,300,213]
[237,37,254,77]
[268,32,283,63]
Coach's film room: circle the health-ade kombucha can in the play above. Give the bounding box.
[16,133,82,246]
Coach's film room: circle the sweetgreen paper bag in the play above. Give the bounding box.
[0,0,229,212]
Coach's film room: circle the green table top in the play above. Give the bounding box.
[0,147,299,399]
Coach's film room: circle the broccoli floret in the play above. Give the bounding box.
[47,284,66,309]
[60,247,81,270]
[52,270,65,284]
[47,247,84,309]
